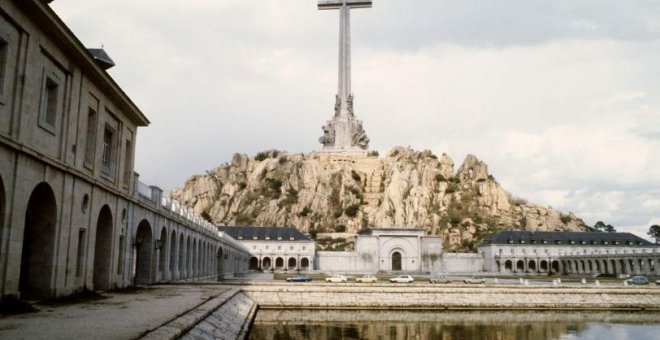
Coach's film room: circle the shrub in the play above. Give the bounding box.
[367,150,379,157]
[435,174,446,182]
[255,152,269,161]
[335,224,347,232]
[351,170,361,182]
[345,203,361,217]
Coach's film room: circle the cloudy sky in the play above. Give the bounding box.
[51,0,660,239]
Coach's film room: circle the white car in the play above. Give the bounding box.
[389,275,414,283]
[355,275,378,283]
[325,274,348,283]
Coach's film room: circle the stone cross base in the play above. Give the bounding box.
[319,116,370,151]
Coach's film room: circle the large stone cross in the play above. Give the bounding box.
[318,0,372,151]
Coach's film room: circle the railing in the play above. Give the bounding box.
[137,181,152,199]
[160,195,219,236]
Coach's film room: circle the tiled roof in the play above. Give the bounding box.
[218,226,312,242]
[482,231,654,246]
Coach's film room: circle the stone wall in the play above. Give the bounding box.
[141,289,257,340]
[242,285,660,310]
[440,253,484,273]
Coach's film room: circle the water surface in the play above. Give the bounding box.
[249,310,660,340]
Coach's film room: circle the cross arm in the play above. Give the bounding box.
[318,0,373,10]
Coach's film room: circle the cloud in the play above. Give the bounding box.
[50,0,660,232]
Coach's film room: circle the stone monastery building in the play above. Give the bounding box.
[479,231,659,277]
[0,0,249,301]
[218,226,315,272]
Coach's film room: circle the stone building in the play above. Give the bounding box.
[218,226,315,272]
[0,0,249,300]
[316,229,442,273]
[479,231,659,276]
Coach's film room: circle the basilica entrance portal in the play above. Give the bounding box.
[392,252,402,271]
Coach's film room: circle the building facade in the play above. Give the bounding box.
[317,229,442,273]
[0,0,249,300]
[479,231,659,276]
[218,227,315,271]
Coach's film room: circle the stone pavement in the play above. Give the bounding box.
[0,285,229,340]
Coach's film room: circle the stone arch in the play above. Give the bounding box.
[186,236,192,278]
[628,259,635,273]
[516,260,525,272]
[528,260,537,272]
[216,247,224,280]
[594,260,601,273]
[638,259,645,274]
[192,238,198,277]
[540,260,548,272]
[301,257,310,270]
[178,234,186,277]
[20,182,58,299]
[619,259,626,274]
[551,260,560,273]
[391,251,402,271]
[158,227,167,280]
[495,260,501,272]
[580,260,586,273]
[275,257,284,269]
[135,220,153,285]
[0,175,5,251]
[288,257,297,270]
[587,260,593,273]
[262,257,271,270]
[169,230,177,278]
[249,257,259,270]
[93,205,114,291]
[504,260,513,272]
[648,259,655,273]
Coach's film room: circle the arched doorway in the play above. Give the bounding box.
[391,252,402,271]
[504,260,513,272]
[93,205,113,291]
[540,260,548,272]
[169,230,177,279]
[191,239,197,277]
[288,257,297,270]
[0,176,5,251]
[262,257,271,270]
[551,260,560,273]
[528,260,537,272]
[20,182,57,299]
[301,258,310,270]
[135,220,153,285]
[186,236,192,278]
[516,260,525,272]
[216,247,224,280]
[178,234,185,277]
[275,257,284,269]
[249,257,259,270]
[158,227,167,280]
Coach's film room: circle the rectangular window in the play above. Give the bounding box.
[42,77,59,127]
[102,126,115,177]
[0,39,8,95]
[76,229,87,277]
[117,235,125,275]
[84,107,98,167]
[123,139,132,186]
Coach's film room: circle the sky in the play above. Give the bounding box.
[51,0,660,239]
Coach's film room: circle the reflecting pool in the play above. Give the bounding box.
[249,310,660,340]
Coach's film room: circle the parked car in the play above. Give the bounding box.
[626,276,649,285]
[389,275,414,283]
[356,275,378,283]
[463,276,486,284]
[325,275,348,283]
[286,274,312,282]
[429,275,452,284]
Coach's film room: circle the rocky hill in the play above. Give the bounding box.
[171,147,588,251]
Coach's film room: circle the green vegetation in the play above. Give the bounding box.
[344,203,361,217]
[351,170,361,182]
[367,150,379,157]
[435,174,447,182]
[648,224,660,244]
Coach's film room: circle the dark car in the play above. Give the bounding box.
[627,276,649,285]
[286,274,312,282]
